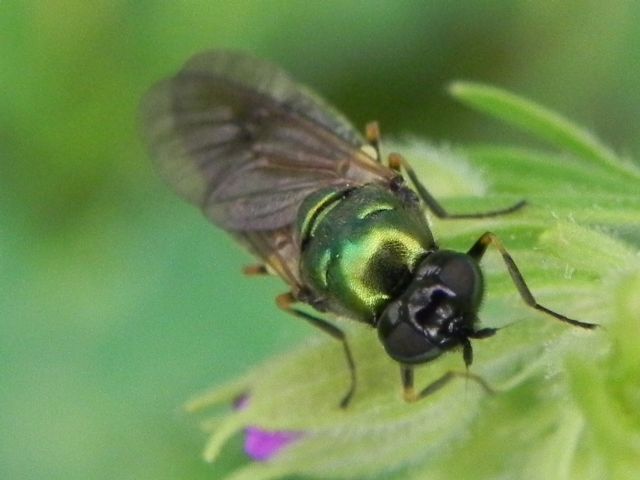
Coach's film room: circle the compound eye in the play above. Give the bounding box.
[416,251,484,310]
[413,288,450,329]
[377,302,442,364]
[438,255,482,304]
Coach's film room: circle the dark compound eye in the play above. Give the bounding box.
[376,300,443,364]
[413,288,449,328]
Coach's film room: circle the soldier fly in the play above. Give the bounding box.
[141,51,597,408]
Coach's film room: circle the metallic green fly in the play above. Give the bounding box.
[140,51,597,407]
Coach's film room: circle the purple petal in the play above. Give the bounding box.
[244,427,302,462]
[233,394,303,461]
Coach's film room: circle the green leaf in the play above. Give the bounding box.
[449,81,638,176]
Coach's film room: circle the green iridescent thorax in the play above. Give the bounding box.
[296,183,436,324]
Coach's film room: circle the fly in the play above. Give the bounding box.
[140,51,597,407]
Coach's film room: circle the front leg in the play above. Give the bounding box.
[467,232,598,329]
[400,365,494,403]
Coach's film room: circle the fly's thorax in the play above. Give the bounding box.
[296,183,435,323]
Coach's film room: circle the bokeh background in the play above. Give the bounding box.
[2,2,639,479]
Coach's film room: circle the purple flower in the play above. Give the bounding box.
[244,426,303,462]
[234,395,303,462]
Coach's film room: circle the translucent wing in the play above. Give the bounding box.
[140,50,391,232]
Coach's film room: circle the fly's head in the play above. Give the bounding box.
[377,250,485,365]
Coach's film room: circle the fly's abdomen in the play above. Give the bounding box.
[297,183,435,323]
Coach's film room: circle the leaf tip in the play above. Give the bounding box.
[447,80,471,98]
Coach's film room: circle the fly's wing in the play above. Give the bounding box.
[141,50,391,231]
[140,51,392,288]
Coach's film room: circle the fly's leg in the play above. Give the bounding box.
[243,264,269,276]
[468,232,598,329]
[276,292,357,408]
[365,121,383,163]
[400,365,494,403]
[388,152,526,218]
[460,328,498,367]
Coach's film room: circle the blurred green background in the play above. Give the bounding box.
[2,2,639,479]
